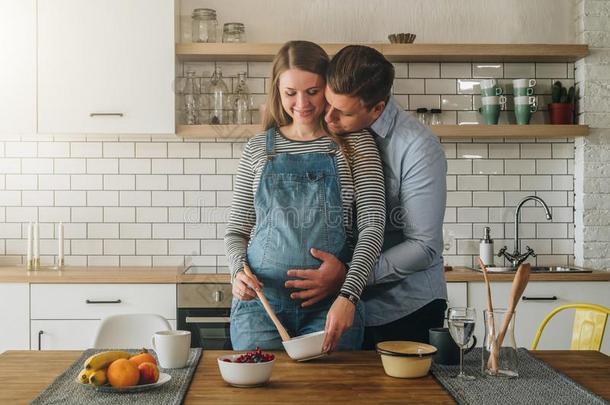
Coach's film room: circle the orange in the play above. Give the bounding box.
[130,351,157,367]
[107,358,140,387]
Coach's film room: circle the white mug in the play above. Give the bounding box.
[152,330,191,369]
[479,79,498,89]
[514,96,537,105]
[513,78,536,88]
[481,95,507,105]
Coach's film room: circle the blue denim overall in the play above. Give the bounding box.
[230,128,365,350]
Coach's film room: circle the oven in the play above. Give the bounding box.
[177,282,233,350]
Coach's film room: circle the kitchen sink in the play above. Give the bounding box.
[531,266,591,273]
[474,266,591,273]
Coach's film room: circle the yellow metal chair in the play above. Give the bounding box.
[531,303,610,350]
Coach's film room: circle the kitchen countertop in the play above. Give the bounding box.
[0,350,608,404]
[0,266,608,283]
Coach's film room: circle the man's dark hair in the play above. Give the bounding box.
[327,45,395,110]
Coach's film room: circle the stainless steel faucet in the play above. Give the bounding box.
[497,196,552,267]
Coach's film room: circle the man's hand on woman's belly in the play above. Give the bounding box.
[284,248,346,307]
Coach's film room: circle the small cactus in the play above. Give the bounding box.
[559,87,568,103]
[567,86,575,104]
[551,81,562,103]
[551,81,574,104]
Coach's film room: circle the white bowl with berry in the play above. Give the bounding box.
[217,348,276,387]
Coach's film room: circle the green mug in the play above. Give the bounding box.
[481,86,503,97]
[514,87,534,96]
[478,104,501,125]
[514,96,538,125]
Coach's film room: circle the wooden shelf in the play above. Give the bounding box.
[177,124,589,139]
[176,43,588,63]
[433,124,589,138]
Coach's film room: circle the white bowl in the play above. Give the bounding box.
[217,355,275,387]
[282,330,326,361]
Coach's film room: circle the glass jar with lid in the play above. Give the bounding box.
[192,8,217,43]
[222,23,246,43]
[430,108,442,125]
[416,108,429,125]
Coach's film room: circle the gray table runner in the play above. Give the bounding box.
[431,348,609,405]
[30,348,201,405]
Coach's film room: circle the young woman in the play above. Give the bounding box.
[224,41,385,352]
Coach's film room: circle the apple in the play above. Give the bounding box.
[138,362,160,385]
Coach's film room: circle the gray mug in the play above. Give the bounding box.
[429,327,477,365]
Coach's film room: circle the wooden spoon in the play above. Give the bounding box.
[495,263,531,347]
[243,263,291,342]
[478,257,499,372]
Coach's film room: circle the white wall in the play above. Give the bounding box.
[180,0,576,43]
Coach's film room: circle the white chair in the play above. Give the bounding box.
[93,314,172,349]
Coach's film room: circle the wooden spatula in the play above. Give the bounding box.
[243,263,291,342]
[496,263,531,347]
[478,257,499,372]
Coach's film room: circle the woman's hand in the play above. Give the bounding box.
[232,270,263,301]
[322,296,356,353]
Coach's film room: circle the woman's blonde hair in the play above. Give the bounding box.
[262,41,349,159]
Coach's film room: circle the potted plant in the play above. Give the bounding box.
[548,81,575,124]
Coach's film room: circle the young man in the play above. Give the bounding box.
[285,45,448,350]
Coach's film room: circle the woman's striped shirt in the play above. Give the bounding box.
[224,128,385,300]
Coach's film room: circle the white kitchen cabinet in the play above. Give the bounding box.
[31,320,99,350]
[0,284,30,353]
[447,282,467,309]
[0,0,36,135]
[37,0,175,134]
[468,281,610,353]
[30,283,176,350]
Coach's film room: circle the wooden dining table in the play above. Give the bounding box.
[0,350,608,404]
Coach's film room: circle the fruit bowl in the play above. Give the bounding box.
[85,372,171,392]
[217,351,275,387]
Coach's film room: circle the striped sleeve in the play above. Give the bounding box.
[224,138,258,282]
[340,131,386,299]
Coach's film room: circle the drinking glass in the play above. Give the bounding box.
[447,307,477,380]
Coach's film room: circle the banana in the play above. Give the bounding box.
[89,369,107,386]
[77,368,95,384]
[84,350,131,370]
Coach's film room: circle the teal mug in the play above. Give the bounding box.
[481,86,503,97]
[514,95,538,125]
[479,95,506,125]
[479,104,501,124]
[513,78,536,96]
[514,87,534,96]
[480,79,503,97]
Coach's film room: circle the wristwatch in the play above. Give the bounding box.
[338,291,359,305]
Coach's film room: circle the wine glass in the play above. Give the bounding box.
[447,307,476,380]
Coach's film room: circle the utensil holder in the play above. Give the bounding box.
[482,309,518,378]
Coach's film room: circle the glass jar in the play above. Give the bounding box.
[183,71,200,125]
[416,108,429,125]
[232,73,253,124]
[430,108,442,125]
[207,66,230,124]
[222,23,246,43]
[192,8,217,43]
[482,309,518,378]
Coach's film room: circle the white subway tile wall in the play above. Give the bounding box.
[0,62,575,268]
